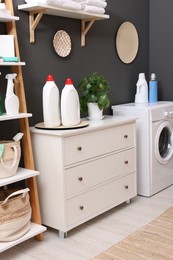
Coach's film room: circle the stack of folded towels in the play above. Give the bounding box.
[25,0,107,14]
[81,0,107,14]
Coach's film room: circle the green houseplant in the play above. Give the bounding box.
[78,72,110,119]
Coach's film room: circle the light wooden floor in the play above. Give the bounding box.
[1,185,173,260]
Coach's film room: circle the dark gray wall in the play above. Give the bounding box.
[149,0,173,101]
[1,0,149,127]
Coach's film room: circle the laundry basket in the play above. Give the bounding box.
[0,188,31,241]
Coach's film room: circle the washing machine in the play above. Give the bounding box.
[112,101,173,197]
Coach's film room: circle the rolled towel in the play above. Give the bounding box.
[83,5,105,14]
[82,0,107,8]
[63,0,82,10]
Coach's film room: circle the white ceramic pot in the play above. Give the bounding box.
[87,102,103,120]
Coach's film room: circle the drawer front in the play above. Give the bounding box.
[64,123,135,166]
[66,173,136,227]
[66,148,135,197]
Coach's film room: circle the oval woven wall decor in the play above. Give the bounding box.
[53,30,72,58]
[116,21,139,64]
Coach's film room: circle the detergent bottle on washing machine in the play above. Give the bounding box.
[135,73,148,103]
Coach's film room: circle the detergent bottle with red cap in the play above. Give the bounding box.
[61,78,80,126]
[43,74,61,127]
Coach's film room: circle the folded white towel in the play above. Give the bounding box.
[71,0,85,2]
[25,0,64,6]
[25,0,49,3]
[63,0,82,10]
[82,0,107,8]
[84,5,105,14]
[48,0,64,6]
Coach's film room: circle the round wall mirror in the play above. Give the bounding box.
[116,21,139,64]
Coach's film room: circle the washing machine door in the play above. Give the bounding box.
[155,121,173,164]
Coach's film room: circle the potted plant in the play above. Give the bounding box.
[78,72,110,120]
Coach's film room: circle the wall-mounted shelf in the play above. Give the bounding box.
[18,3,109,46]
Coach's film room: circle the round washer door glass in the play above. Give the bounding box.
[155,121,173,164]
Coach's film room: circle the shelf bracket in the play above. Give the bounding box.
[29,9,46,43]
[81,18,95,47]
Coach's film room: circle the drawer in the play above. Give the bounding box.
[64,123,135,165]
[66,148,135,197]
[66,172,136,227]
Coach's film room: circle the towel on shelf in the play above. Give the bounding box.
[62,0,82,10]
[71,0,85,2]
[48,0,64,7]
[83,5,105,14]
[25,0,64,6]
[25,0,49,3]
[81,0,107,8]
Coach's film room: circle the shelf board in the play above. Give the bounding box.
[18,3,109,46]
[0,223,47,253]
[18,3,109,20]
[0,167,39,186]
[0,15,19,22]
[0,113,32,121]
[0,61,25,66]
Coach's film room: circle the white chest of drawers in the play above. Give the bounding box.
[30,116,137,238]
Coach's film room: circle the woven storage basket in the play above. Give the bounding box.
[0,140,21,179]
[0,188,31,241]
[53,30,71,57]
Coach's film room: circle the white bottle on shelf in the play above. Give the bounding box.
[61,78,80,126]
[43,74,61,127]
[5,73,19,115]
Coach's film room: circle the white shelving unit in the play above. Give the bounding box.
[18,2,110,46]
[0,0,46,253]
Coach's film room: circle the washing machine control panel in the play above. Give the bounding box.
[164,110,173,117]
[150,104,173,121]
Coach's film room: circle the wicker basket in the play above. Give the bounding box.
[53,30,72,57]
[0,188,31,241]
[0,140,21,179]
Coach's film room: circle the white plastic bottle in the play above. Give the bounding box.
[43,74,61,127]
[135,73,148,103]
[61,78,80,126]
[5,73,19,115]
